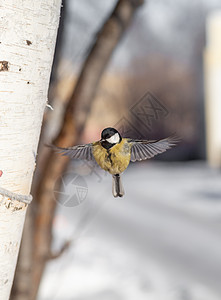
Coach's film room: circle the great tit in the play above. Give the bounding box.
[54,127,178,197]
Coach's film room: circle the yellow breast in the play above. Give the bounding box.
[92,138,131,175]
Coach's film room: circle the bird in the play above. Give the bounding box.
[53,127,178,198]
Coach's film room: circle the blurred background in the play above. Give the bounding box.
[11,0,221,300]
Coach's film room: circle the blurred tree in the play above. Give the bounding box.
[11,0,144,299]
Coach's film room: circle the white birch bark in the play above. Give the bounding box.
[0,1,62,299]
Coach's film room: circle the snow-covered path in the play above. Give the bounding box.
[38,162,221,300]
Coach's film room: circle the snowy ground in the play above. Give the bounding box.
[38,161,221,300]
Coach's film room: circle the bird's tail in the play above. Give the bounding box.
[112,174,124,198]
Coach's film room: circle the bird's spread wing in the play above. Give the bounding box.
[51,143,94,161]
[130,134,179,162]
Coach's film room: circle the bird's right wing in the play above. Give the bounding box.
[130,134,179,162]
[51,143,94,161]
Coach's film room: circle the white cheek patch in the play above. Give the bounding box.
[106,133,120,144]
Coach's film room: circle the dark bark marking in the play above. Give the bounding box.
[0,61,9,71]
[26,40,32,46]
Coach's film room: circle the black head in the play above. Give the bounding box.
[100,127,122,149]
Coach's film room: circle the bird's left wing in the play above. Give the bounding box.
[51,143,94,161]
[130,134,179,162]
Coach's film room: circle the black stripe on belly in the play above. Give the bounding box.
[107,150,113,165]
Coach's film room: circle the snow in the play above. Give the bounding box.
[38,162,221,300]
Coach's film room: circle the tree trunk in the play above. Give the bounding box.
[10,0,144,299]
[10,2,67,299]
[0,1,62,300]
